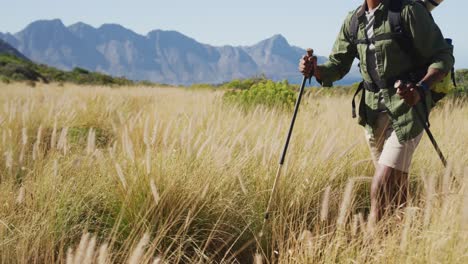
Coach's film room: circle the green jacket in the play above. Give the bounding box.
[317,0,454,142]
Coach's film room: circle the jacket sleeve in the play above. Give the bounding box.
[317,12,357,87]
[402,3,455,73]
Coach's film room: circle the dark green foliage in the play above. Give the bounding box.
[187,83,219,90]
[68,126,113,147]
[0,54,46,82]
[453,69,468,98]
[136,80,171,87]
[0,76,10,83]
[221,74,267,90]
[223,79,296,110]
[73,67,90,75]
[0,54,134,86]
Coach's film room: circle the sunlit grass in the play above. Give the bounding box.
[0,83,466,263]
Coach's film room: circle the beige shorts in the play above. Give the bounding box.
[365,112,423,173]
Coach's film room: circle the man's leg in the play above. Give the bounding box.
[369,130,423,227]
[393,169,409,210]
[369,165,409,224]
[365,113,392,229]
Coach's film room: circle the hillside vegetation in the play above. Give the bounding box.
[0,54,134,86]
[455,68,468,95]
[0,83,466,263]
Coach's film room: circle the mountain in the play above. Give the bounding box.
[1,19,360,85]
[13,19,108,71]
[243,34,327,81]
[0,39,28,60]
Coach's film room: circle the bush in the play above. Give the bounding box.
[452,69,468,98]
[221,75,267,90]
[223,80,296,110]
[72,67,90,75]
[26,80,36,87]
[0,54,137,86]
[0,76,10,83]
[187,83,218,90]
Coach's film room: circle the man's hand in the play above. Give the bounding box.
[298,54,320,79]
[394,80,421,106]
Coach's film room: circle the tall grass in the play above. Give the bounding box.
[0,83,466,263]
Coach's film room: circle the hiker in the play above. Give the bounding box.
[299,0,454,226]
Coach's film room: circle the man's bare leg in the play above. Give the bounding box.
[369,165,409,228]
[393,170,409,211]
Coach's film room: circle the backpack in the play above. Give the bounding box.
[348,0,456,106]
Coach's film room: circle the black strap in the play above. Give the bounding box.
[349,0,411,46]
[348,7,361,45]
[388,0,416,54]
[388,0,404,31]
[355,32,407,45]
[349,0,411,51]
[352,82,364,118]
[427,0,439,7]
[451,66,457,87]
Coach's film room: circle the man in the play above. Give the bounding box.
[299,0,454,226]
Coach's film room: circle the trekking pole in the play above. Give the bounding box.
[395,80,447,168]
[258,48,315,240]
[413,105,448,167]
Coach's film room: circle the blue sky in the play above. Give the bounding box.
[1,0,467,67]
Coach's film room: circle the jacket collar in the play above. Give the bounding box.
[356,0,390,17]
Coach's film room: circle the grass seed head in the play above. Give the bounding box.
[16,186,25,205]
[337,179,355,229]
[150,179,160,205]
[21,127,28,146]
[66,248,74,264]
[320,186,331,222]
[51,118,57,149]
[152,256,163,264]
[253,253,263,264]
[97,243,109,264]
[83,235,97,264]
[145,146,151,175]
[128,233,150,264]
[73,232,90,264]
[115,163,127,190]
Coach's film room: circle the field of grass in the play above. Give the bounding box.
[0,83,466,263]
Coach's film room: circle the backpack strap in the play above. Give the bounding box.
[388,0,404,33]
[426,0,440,8]
[349,0,416,49]
[348,7,361,46]
[388,0,415,53]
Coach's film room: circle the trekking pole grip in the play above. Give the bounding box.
[306,48,314,82]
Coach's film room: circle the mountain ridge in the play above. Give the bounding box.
[0,39,29,60]
[1,19,361,85]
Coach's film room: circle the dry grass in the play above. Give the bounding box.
[0,83,466,263]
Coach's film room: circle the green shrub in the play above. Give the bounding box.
[452,69,468,98]
[72,67,90,75]
[188,83,217,90]
[0,76,10,83]
[0,54,137,86]
[223,80,296,110]
[26,80,36,87]
[69,126,113,147]
[221,75,267,90]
